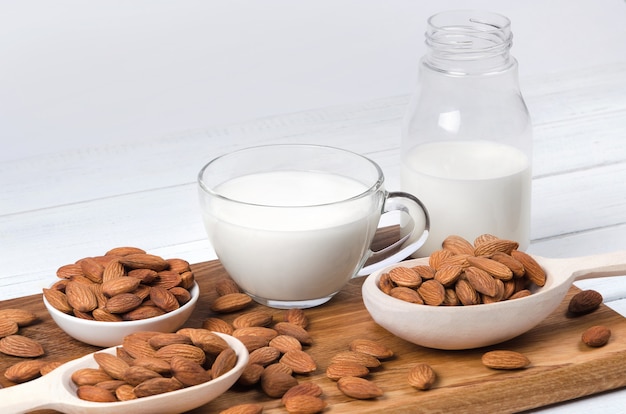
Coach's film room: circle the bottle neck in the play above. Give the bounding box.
[423,10,514,75]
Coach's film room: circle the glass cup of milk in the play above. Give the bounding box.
[197,144,429,309]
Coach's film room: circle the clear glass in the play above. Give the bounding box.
[198,144,429,309]
[401,10,532,256]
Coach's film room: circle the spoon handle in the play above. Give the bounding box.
[556,250,626,281]
[0,373,54,413]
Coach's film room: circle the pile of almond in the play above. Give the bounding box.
[43,247,195,321]
[378,234,547,306]
[72,329,238,402]
[0,308,64,384]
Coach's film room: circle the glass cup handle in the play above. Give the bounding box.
[357,191,430,277]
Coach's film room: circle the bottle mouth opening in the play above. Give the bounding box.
[426,10,513,54]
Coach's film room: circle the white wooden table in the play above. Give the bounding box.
[2,63,626,412]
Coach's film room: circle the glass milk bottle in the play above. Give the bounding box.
[401,10,532,256]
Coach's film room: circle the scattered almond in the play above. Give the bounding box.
[568,290,603,315]
[581,325,611,347]
[481,350,530,370]
[407,363,436,390]
[337,376,383,399]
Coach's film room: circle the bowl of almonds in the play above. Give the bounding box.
[362,234,552,350]
[42,247,200,347]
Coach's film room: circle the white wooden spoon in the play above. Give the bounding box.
[362,251,626,350]
[0,332,249,414]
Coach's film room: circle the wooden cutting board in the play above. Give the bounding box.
[1,251,626,413]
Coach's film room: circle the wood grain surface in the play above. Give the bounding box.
[1,251,625,413]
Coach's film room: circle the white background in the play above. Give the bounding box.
[2,0,626,162]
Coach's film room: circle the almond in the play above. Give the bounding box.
[115,384,137,401]
[489,251,525,278]
[0,309,38,327]
[442,235,475,255]
[510,250,547,286]
[92,308,124,322]
[79,257,105,283]
[473,233,499,247]
[132,377,183,398]
[280,350,317,374]
[378,273,394,294]
[388,267,422,288]
[71,368,114,386]
[215,278,241,296]
[464,266,499,297]
[152,270,182,290]
[149,286,180,313]
[455,279,480,306]
[443,288,460,306]
[56,263,84,279]
[237,335,271,353]
[330,351,381,369]
[233,326,278,342]
[284,308,309,329]
[77,385,118,402]
[128,268,158,284]
[166,258,191,274]
[123,335,158,359]
[434,264,463,287]
[132,357,171,374]
[568,289,603,315]
[264,362,293,376]
[0,319,19,338]
[337,376,383,399]
[389,286,424,304]
[202,317,234,335]
[348,339,394,360]
[411,265,436,280]
[428,249,453,270]
[94,352,130,380]
[169,286,192,305]
[155,344,206,365]
[466,256,513,281]
[104,293,143,314]
[212,347,238,378]
[326,362,369,380]
[148,333,192,349]
[238,363,265,386]
[105,246,146,256]
[270,335,303,353]
[40,361,63,376]
[274,322,312,345]
[481,350,530,370]
[219,404,264,414]
[473,239,519,256]
[249,346,281,367]
[407,363,436,390]
[0,334,45,357]
[122,365,162,386]
[4,359,47,383]
[118,253,169,271]
[102,260,126,283]
[509,289,532,300]
[260,370,298,398]
[183,329,230,355]
[233,310,273,328]
[281,382,323,404]
[211,293,253,313]
[417,279,445,306]
[581,325,611,347]
[171,355,212,386]
[283,395,327,414]
[65,281,98,312]
[101,277,141,297]
[121,305,166,321]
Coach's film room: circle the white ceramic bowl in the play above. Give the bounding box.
[43,282,199,347]
[362,258,549,350]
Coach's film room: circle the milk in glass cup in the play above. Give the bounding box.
[198,144,429,309]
